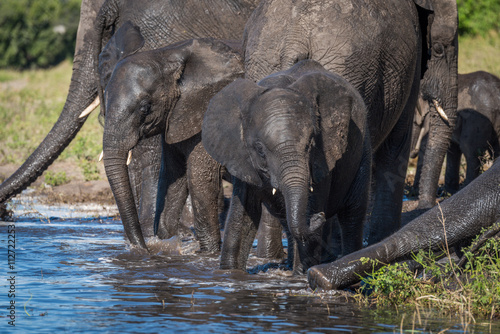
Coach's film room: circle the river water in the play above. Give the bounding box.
[1,194,499,333]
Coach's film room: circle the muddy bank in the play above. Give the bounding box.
[0,161,115,205]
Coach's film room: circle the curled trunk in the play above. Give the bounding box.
[281,162,325,270]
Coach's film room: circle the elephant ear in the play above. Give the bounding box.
[163,39,245,144]
[290,72,362,182]
[98,21,145,92]
[202,78,266,187]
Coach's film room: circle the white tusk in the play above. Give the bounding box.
[79,96,100,119]
[310,186,314,192]
[126,150,132,166]
[272,188,277,195]
[98,151,104,162]
[432,99,448,122]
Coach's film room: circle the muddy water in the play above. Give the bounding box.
[1,195,498,333]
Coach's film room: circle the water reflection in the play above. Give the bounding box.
[0,196,498,333]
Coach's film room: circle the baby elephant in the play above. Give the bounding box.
[100,29,244,251]
[202,60,371,272]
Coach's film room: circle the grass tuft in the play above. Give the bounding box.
[356,223,500,320]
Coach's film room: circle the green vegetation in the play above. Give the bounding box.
[459,31,500,77]
[0,60,103,173]
[458,0,500,37]
[44,170,69,186]
[0,0,81,69]
[356,226,500,320]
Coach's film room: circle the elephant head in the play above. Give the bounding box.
[203,60,368,268]
[0,0,259,209]
[101,37,244,248]
[413,0,459,208]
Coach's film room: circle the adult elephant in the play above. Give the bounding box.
[412,1,459,209]
[0,0,260,240]
[308,158,500,290]
[411,71,500,195]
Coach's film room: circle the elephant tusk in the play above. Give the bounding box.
[310,186,314,192]
[79,96,100,119]
[272,188,277,195]
[126,150,132,166]
[98,151,104,162]
[432,99,448,122]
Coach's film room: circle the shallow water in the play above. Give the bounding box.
[1,195,499,333]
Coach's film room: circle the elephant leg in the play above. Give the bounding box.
[155,140,188,240]
[339,148,370,256]
[128,134,162,238]
[369,125,413,244]
[220,178,262,270]
[464,151,482,187]
[368,89,417,245]
[444,140,461,194]
[412,126,429,193]
[187,140,223,253]
[256,205,285,259]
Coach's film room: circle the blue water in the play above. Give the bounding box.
[1,195,499,333]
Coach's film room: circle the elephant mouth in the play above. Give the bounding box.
[431,99,449,122]
[99,149,134,165]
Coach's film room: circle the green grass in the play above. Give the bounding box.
[44,170,69,186]
[459,30,500,77]
[0,60,103,171]
[356,231,500,320]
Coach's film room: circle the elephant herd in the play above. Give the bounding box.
[1,0,499,291]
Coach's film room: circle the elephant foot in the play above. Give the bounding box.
[200,241,221,254]
[307,266,334,290]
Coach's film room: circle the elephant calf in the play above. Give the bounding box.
[203,60,372,272]
[99,26,244,251]
[411,71,500,195]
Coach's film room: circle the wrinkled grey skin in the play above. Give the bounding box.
[412,71,500,195]
[203,60,372,271]
[217,0,423,266]
[308,158,500,290]
[412,0,459,209]
[0,0,260,244]
[101,26,244,251]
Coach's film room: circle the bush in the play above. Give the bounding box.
[44,170,69,187]
[458,0,500,36]
[0,0,81,69]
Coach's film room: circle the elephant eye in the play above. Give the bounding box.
[432,42,444,57]
[139,100,151,116]
[254,142,266,158]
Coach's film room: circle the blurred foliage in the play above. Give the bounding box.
[0,0,81,69]
[458,0,500,36]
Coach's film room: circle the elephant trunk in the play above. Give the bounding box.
[0,0,104,204]
[103,148,147,249]
[280,154,325,269]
